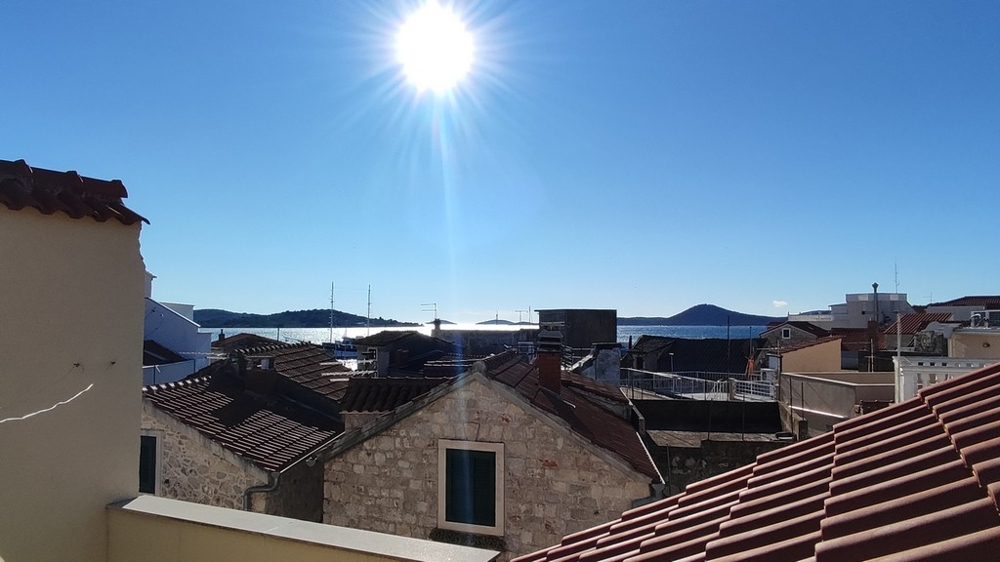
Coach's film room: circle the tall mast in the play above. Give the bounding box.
[366,284,371,337]
[330,281,337,343]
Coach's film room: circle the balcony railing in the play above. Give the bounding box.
[893,356,994,402]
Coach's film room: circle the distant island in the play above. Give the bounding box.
[194,303,783,328]
[618,304,783,326]
[193,308,417,328]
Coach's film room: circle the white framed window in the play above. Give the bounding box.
[437,439,504,536]
[139,429,163,495]
[781,328,792,340]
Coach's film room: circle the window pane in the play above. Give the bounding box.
[139,435,157,494]
[445,448,495,527]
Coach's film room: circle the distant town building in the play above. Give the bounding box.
[788,288,914,329]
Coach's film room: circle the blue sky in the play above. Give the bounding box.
[3,1,998,323]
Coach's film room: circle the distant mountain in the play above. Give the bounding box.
[619,304,783,326]
[477,318,515,325]
[193,308,418,328]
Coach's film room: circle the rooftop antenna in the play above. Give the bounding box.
[894,263,899,293]
[421,302,438,321]
[366,284,371,337]
[515,309,527,323]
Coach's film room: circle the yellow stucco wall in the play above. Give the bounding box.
[781,339,842,373]
[0,207,145,562]
[107,509,395,562]
[106,496,498,562]
[949,332,1000,360]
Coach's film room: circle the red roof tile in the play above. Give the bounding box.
[338,377,449,412]
[240,343,352,399]
[0,159,147,225]
[762,322,831,338]
[482,350,660,480]
[930,296,1000,308]
[144,376,341,472]
[883,312,954,335]
[514,361,1000,562]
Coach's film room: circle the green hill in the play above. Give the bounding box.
[193,308,417,328]
[619,304,783,326]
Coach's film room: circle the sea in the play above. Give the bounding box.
[199,324,768,345]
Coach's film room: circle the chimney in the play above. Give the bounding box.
[537,324,563,395]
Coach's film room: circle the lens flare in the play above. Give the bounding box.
[396,2,474,93]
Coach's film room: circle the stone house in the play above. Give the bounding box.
[760,321,831,350]
[322,349,662,561]
[141,342,452,521]
[141,342,355,520]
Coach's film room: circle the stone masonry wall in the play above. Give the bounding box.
[324,377,652,561]
[266,459,325,522]
[142,403,268,510]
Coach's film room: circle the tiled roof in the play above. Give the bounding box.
[354,330,423,346]
[144,376,341,472]
[830,328,881,352]
[0,159,147,225]
[513,361,1000,562]
[930,296,1000,308]
[339,377,450,412]
[762,321,831,338]
[240,343,352,399]
[212,332,282,353]
[770,336,843,355]
[883,312,954,335]
[483,351,660,480]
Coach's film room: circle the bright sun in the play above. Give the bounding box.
[396,2,474,93]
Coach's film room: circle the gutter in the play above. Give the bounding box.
[241,430,345,511]
[242,471,279,511]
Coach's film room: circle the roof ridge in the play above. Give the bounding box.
[142,375,211,393]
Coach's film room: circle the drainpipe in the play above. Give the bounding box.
[242,431,345,511]
[243,471,280,511]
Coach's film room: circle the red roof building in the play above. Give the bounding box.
[515,361,1000,562]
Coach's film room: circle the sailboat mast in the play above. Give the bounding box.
[330,281,337,343]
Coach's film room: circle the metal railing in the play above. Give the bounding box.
[622,369,776,401]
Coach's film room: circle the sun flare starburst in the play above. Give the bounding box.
[396,2,474,93]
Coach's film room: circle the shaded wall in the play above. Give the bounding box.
[0,208,144,562]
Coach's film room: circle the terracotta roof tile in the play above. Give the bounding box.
[883,312,953,335]
[239,343,352,399]
[929,296,1000,308]
[143,376,340,472]
[338,377,449,412]
[479,350,660,480]
[514,361,1000,562]
[0,159,147,225]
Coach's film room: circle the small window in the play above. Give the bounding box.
[139,430,162,495]
[438,440,504,536]
[781,328,791,339]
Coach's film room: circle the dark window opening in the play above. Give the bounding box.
[139,434,157,494]
[444,448,496,527]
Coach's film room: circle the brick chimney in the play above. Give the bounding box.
[537,324,563,395]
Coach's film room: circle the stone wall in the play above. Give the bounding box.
[142,402,268,510]
[324,376,652,561]
[266,460,325,522]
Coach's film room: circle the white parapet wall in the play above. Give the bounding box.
[893,356,996,402]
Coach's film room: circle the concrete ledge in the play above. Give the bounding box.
[108,495,498,562]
